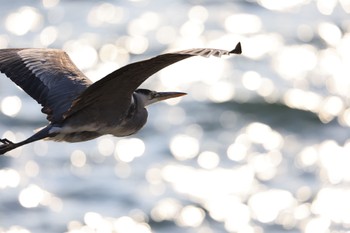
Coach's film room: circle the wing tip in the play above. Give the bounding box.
[230,42,242,55]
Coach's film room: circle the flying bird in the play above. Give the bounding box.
[0,42,242,154]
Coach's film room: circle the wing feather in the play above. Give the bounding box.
[64,43,242,124]
[0,48,92,122]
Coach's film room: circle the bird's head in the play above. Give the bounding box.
[135,89,186,107]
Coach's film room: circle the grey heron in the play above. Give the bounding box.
[0,42,241,154]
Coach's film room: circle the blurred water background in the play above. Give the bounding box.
[0,0,350,233]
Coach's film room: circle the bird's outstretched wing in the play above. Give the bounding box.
[0,48,92,122]
[64,42,242,123]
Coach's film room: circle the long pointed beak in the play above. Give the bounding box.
[154,92,187,101]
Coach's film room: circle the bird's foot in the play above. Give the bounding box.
[0,138,15,155]
[0,138,14,145]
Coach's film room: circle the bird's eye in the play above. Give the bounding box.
[151,92,157,98]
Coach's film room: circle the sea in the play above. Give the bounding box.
[0,0,350,233]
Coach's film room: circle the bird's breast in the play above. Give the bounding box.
[48,124,103,142]
[48,120,140,142]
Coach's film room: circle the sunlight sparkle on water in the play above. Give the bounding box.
[318,140,350,183]
[151,198,182,222]
[208,81,235,103]
[304,217,331,233]
[69,214,152,233]
[87,3,124,27]
[5,7,42,36]
[297,146,318,168]
[180,20,204,38]
[162,165,255,201]
[242,71,262,91]
[40,26,58,46]
[340,0,350,12]
[246,122,283,150]
[115,138,145,163]
[312,188,350,224]
[64,41,98,70]
[159,165,254,232]
[297,24,314,42]
[19,185,45,208]
[24,160,40,177]
[321,35,350,96]
[84,212,105,230]
[1,96,22,117]
[97,137,115,156]
[318,96,344,123]
[258,0,309,11]
[225,205,252,232]
[159,55,226,88]
[243,34,283,60]
[317,0,337,15]
[156,26,177,45]
[128,12,160,36]
[225,14,262,34]
[197,151,220,169]
[250,151,282,181]
[274,45,317,80]
[339,108,350,127]
[0,35,9,48]
[205,196,251,231]
[257,78,276,99]
[297,139,350,184]
[42,0,60,8]
[125,36,149,54]
[170,134,199,160]
[227,142,249,162]
[1,226,31,233]
[284,89,322,113]
[165,107,186,125]
[248,189,295,223]
[99,44,129,64]
[114,162,132,178]
[318,48,340,77]
[33,140,49,156]
[188,5,208,22]
[113,216,152,233]
[176,205,205,228]
[0,169,20,189]
[318,22,342,46]
[18,184,62,211]
[70,150,87,168]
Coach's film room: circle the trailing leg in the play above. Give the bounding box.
[0,125,54,154]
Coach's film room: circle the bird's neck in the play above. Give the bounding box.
[111,93,147,136]
[126,94,138,118]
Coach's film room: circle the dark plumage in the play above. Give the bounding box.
[0,42,241,154]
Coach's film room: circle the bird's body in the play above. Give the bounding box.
[48,90,150,142]
[0,42,241,154]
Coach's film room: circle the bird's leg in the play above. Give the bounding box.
[0,125,54,155]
